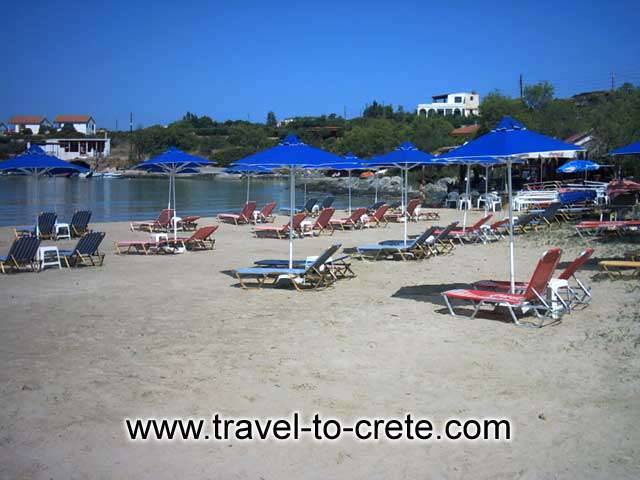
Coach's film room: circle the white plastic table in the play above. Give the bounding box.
[37,246,62,270]
[548,279,570,320]
[55,222,71,240]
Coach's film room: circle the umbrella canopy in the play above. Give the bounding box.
[441,116,584,293]
[609,140,640,155]
[0,152,88,236]
[26,144,46,154]
[0,152,89,176]
[367,142,439,244]
[233,134,345,268]
[134,148,212,242]
[557,160,600,173]
[444,117,583,160]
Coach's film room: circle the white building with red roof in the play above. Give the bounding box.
[54,115,97,135]
[8,115,51,134]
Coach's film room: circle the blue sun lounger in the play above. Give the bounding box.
[356,227,437,261]
[234,244,342,291]
[253,253,355,278]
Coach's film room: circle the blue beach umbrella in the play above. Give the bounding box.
[441,117,584,293]
[225,164,273,203]
[232,134,345,267]
[134,147,212,241]
[367,142,440,245]
[609,140,640,177]
[0,151,88,235]
[609,140,640,156]
[556,160,601,174]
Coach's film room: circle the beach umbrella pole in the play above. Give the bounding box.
[403,167,408,245]
[374,175,378,203]
[289,168,295,269]
[462,164,471,232]
[484,166,490,215]
[246,175,251,203]
[348,169,352,215]
[172,170,177,241]
[507,159,515,293]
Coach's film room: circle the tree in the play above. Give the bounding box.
[523,81,554,110]
[266,111,277,127]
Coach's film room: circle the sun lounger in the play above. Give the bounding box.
[253,252,355,279]
[319,197,335,211]
[256,202,276,223]
[59,232,106,268]
[473,248,594,307]
[575,220,640,239]
[598,260,640,279]
[177,215,201,231]
[14,212,57,239]
[367,204,390,227]
[217,201,257,225]
[385,199,421,223]
[311,208,335,235]
[69,210,92,237]
[480,219,510,242]
[356,226,437,261]
[433,214,493,244]
[442,248,562,327]
[330,207,367,230]
[529,202,562,230]
[254,213,307,239]
[130,209,174,232]
[424,221,459,255]
[0,236,41,273]
[234,244,342,291]
[367,201,386,213]
[280,198,318,215]
[165,225,218,250]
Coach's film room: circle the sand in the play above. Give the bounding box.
[0,208,639,479]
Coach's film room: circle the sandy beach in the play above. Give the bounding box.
[1,208,639,479]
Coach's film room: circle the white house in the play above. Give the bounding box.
[8,115,52,134]
[37,137,111,161]
[54,115,97,135]
[417,92,480,117]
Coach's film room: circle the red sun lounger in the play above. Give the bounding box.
[130,209,174,232]
[442,248,562,328]
[311,208,335,235]
[218,201,257,225]
[329,207,367,230]
[256,202,277,223]
[166,225,218,250]
[474,248,594,308]
[254,213,307,239]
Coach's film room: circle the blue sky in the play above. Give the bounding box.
[1,0,639,129]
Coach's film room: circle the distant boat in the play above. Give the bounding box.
[93,172,122,179]
[79,171,94,179]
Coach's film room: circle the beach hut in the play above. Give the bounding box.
[439,116,583,292]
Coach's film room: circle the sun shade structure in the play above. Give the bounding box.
[440,116,584,293]
[232,134,346,268]
[134,147,212,242]
[225,164,273,203]
[0,151,89,236]
[367,142,440,245]
[609,140,640,156]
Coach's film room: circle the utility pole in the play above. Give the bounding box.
[519,74,524,100]
[115,119,118,132]
[129,112,133,160]
[611,70,616,91]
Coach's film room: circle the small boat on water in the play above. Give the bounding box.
[93,172,123,179]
